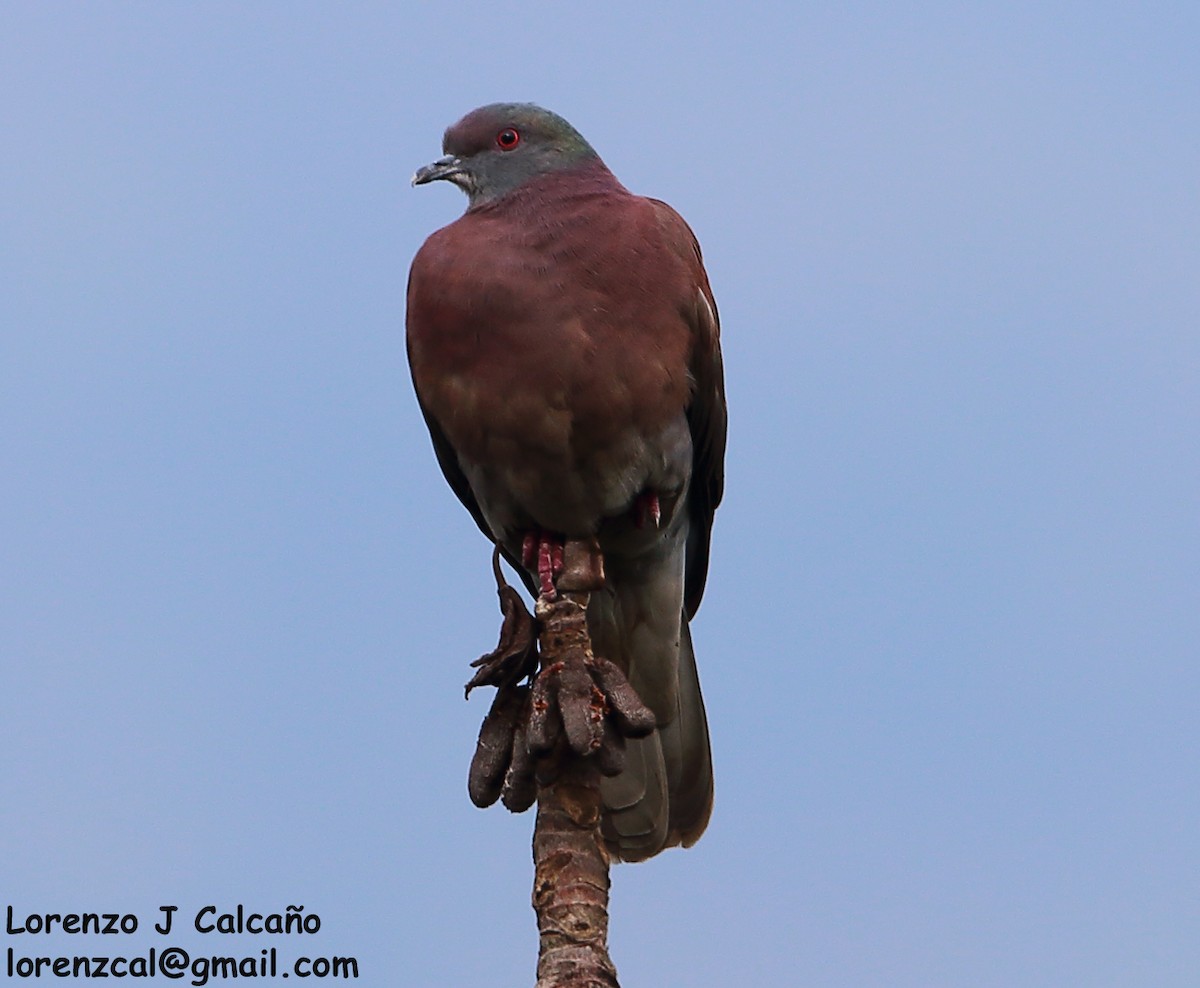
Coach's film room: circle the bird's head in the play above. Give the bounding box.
[412,103,600,208]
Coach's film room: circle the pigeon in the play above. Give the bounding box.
[407,103,726,860]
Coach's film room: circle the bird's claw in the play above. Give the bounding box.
[525,652,656,779]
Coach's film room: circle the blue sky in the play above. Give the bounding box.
[3,3,1197,985]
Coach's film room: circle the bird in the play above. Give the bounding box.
[406,103,726,861]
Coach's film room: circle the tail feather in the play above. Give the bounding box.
[599,735,669,860]
[660,621,713,847]
[600,616,712,861]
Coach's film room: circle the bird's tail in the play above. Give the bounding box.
[600,619,713,861]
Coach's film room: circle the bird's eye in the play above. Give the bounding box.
[496,128,520,150]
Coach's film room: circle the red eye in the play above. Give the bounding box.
[496,128,520,150]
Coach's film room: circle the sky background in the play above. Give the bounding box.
[3,3,1197,985]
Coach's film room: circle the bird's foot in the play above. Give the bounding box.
[465,548,539,698]
[524,640,658,781]
[467,546,655,813]
[469,639,656,812]
[521,529,565,598]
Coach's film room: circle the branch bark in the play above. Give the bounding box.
[532,591,619,988]
[531,537,620,988]
[466,538,652,986]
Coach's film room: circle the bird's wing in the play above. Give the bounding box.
[405,331,538,599]
[649,199,727,618]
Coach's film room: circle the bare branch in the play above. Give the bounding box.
[465,537,657,986]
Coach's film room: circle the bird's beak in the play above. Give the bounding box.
[412,154,465,187]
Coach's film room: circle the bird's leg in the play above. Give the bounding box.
[521,529,566,598]
[633,489,661,529]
